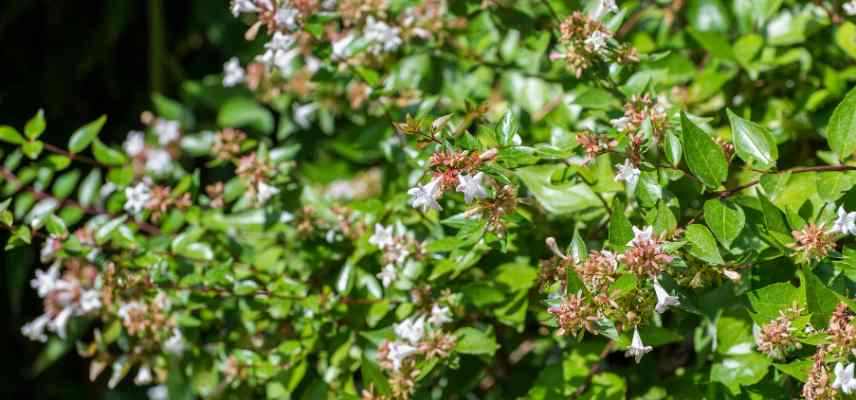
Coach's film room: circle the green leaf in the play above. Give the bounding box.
[454,327,499,356]
[91,139,126,166]
[177,242,214,261]
[710,353,770,389]
[152,93,195,129]
[218,97,274,135]
[703,199,745,249]
[726,109,778,169]
[360,355,391,395]
[495,110,519,147]
[21,140,44,160]
[52,169,81,200]
[78,169,101,208]
[773,359,812,383]
[515,165,601,215]
[0,126,25,144]
[608,199,633,251]
[681,112,728,188]
[68,115,107,153]
[817,171,856,202]
[803,267,848,327]
[828,86,856,160]
[25,109,46,140]
[336,261,355,295]
[747,282,803,323]
[685,224,723,265]
[664,130,682,167]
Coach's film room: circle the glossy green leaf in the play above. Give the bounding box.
[703,199,745,249]
[681,112,728,188]
[685,224,723,265]
[727,109,778,169]
[68,115,107,153]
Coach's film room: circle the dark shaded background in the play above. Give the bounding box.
[0,1,247,398]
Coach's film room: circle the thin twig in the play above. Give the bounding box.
[716,165,856,198]
[570,341,615,399]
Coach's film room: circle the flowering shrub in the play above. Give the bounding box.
[10,0,856,398]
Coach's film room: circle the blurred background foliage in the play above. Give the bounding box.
[0,1,242,398]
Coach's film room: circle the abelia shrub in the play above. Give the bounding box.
[8,0,856,399]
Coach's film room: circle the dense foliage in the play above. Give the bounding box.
[9,0,856,398]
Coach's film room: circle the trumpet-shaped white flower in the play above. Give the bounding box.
[429,304,452,326]
[364,16,402,54]
[845,1,856,16]
[653,279,680,314]
[585,30,609,54]
[332,33,355,59]
[456,172,487,204]
[223,57,245,87]
[387,341,417,371]
[628,225,654,246]
[164,328,186,355]
[624,327,652,363]
[30,262,62,297]
[257,181,280,203]
[145,149,172,175]
[830,206,856,235]
[134,365,153,385]
[377,264,397,288]
[231,0,261,17]
[123,131,145,157]
[394,316,425,344]
[293,103,318,129]
[611,116,631,132]
[833,362,856,394]
[21,313,51,342]
[49,306,74,339]
[369,224,394,249]
[154,119,180,145]
[592,0,618,19]
[408,177,442,212]
[614,159,640,186]
[124,182,151,215]
[274,4,300,31]
[80,289,102,313]
[147,385,169,400]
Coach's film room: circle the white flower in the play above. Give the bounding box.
[545,237,568,260]
[134,365,153,385]
[258,32,299,74]
[377,264,397,288]
[408,177,442,212]
[394,316,425,344]
[30,262,62,297]
[585,30,609,54]
[387,341,417,371]
[456,172,487,204]
[80,289,102,313]
[124,182,151,215]
[364,16,402,54]
[40,235,61,263]
[257,181,280,203]
[653,279,680,314]
[592,0,618,19]
[231,0,260,17]
[293,102,318,129]
[49,306,74,339]
[830,206,856,235]
[275,4,300,31]
[123,131,146,157]
[614,159,640,186]
[154,119,180,145]
[147,385,169,400]
[846,1,856,16]
[145,149,172,175]
[164,328,186,356]
[428,305,452,326]
[624,327,652,363]
[21,313,51,342]
[223,57,245,87]
[767,12,792,39]
[332,34,355,59]
[611,116,631,131]
[628,225,654,246]
[369,224,394,249]
[833,362,856,394]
